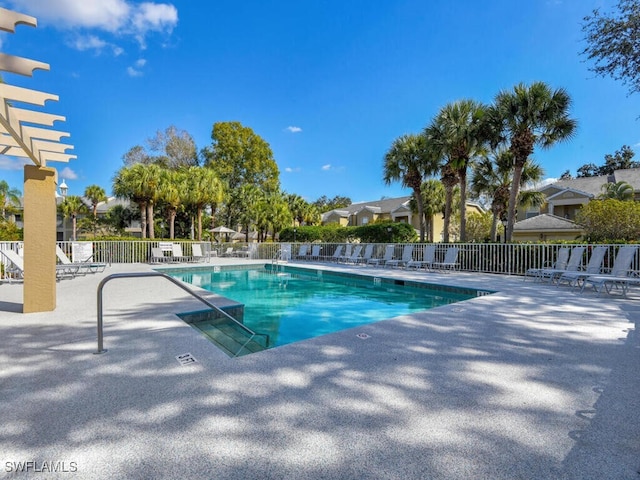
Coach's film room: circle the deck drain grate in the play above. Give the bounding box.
[176,353,198,366]
[356,333,370,339]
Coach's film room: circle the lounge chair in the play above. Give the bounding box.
[356,244,374,264]
[294,244,309,260]
[1,248,78,281]
[221,247,234,257]
[171,243,192,262]
[432,247,459,272]
[524,247,569,282]
[535,246,585,284]
[328,245,344,262]
[580,245,640,295]
[556,246,608,289]
[341,245,363,264]
[191,244,206,262]
[310,245,322,260]
[367,244,395,266]
[386,244,414,268]
[150,247,171,263]
[56,245,107,274]
[406,245,436,270]
[337,244,353,263]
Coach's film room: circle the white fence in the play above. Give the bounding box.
[2,241,639,277]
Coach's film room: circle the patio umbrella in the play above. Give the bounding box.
[210,225,236,242]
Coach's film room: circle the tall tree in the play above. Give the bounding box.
[84,184,107,236]
[202,121,280,228]
[383,134,434,241]
[0,180,21,220]
[409,179,445,242]
[58,195,88,241]
[425,100,488,242]
[490,82,577,241]
[157,169,187,239]
[471,149,544,241]
[598,180,635,200]
[582,0,640,96]
[183,166,224,241]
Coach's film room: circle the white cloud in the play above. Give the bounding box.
[135,58,147,68]
[59,167,78,180]
[321,164,332,171]
[0,156,30,171]
[8,0,178,48]
[127,66,143,77]
[284,167,301,173]
[286,126,302,133]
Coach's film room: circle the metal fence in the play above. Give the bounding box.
[1,241,639,277]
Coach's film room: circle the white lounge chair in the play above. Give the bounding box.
[1,248,78,281]
[328,245,344,262]
[56,245,107,274]
[536,246,585,284]
[432,247,459,272]
[386,244,414,268]
[341,245,363,264]
[524,247,570,282]
[556,246,608,289]
[357,244,374,264]
[172,243,192,262]
[150,247,171,263]
[191,244,206,262]
[367,244,395,266]
[406,245,436,270]
[337,244,353,263]
[310,245,322,260]
[294,244,309,260]
[580,245,640,296]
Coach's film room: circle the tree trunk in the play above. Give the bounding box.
[147,202,155,239]
[413,188,425,242]
[506,165,524,242]
[443,186,453,243]
[458,170,467,242]
[169,209,176,239]
[139,201,147,239]
[197,207,203,241]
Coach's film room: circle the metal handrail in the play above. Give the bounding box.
[95,272,266,354]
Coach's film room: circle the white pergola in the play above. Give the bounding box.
[0,7,76,312]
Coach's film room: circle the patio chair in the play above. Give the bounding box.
[556,246,608,289]
[535,246,585,284]
[1,248,78,281]
[328,245,344,262]
[431,247,459,272]
[406,245,436,270]
[367,244,395,266]
[337,244,353,263]
[341,245,363,264]
[385,244,414,268]
[56,245,107,274]
[221,247,234,257]
[172,243,192,262]
[310,245,322,260]
[294,244,309,260]
[524,247,570,282]
[150,247,171,263]
[356,244,374,264]
[190,244,207,262]
[580,245,640,296]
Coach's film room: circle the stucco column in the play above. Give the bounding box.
[23,165,57,312]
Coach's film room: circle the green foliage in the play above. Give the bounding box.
[575,198,640,241]
[0,219,22,240]
[312,195,352,213]
[465,211,494,242]
[598,180,635,200]
[279,222,417,243]
[582,0,640,96]
[576,145,639,177]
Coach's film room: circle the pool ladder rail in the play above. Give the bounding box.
[95,272,270,357]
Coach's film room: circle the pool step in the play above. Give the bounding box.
[192,317,268,357]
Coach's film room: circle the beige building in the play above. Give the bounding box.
[322,195,484,242]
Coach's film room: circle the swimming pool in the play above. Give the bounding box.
[169,265,482,357]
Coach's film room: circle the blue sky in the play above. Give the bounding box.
[1,0,638,204]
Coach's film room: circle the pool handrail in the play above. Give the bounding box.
[95,271,268,355]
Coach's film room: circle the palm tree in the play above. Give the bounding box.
[425,100,488,242]
[84,184,107,236]
[158,169,187,239]
[598,180,634,201]
[112,163,163,238]
[0,180,21,221]
[383,134,435,241]
[184,166,224,241]
[59,195,88,241]
[471,149,544,241]
[409,179,446,242]
[490,82,577,241]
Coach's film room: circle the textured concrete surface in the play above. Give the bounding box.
[0,259,638,479]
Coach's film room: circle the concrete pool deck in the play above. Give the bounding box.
[0,259,638,479]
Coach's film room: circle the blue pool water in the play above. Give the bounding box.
[169,266,478,355]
